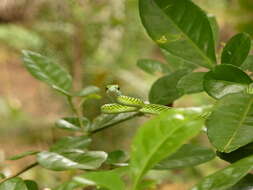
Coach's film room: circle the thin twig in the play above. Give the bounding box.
[0,162,38,183]
[90,112,142,134]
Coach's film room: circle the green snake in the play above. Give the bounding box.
[101,84,170,115]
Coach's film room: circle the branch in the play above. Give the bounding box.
[90,112,143,134]
[0,162,38,183]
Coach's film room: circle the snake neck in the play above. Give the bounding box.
[107,90,122,102]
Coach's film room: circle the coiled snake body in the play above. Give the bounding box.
[101,85,170,115]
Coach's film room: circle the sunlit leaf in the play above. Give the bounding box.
[130,110,203,189]
[37,150,107,171]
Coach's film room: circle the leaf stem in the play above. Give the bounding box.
[67,96,84,128]
[90,112,142,134]
[0,162,38,183]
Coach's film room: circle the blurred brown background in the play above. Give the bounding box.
[0,0,252,189]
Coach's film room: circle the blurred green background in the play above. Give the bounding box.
[0,0,252,189]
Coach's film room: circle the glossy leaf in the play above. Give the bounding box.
[24,180,38,190]
[203,64,252,99]
[177,72,206,94]
[22,50,72,92]
[228,174,253,190]
[139,0,216,69]
[162,49,197,71]
[137,59,170,75]
[217,142,253,163]
[73,86,100,97]
[37,150,107,171]
[191,155,253,190]
[0,177,28,190]
[8,151,39,160]
[50,136,92,152]
[207,93,253,153]
[155,144,215,170]
[89,112,138,133]
[130,110,203,189]
[74,170,125,190]
[55,117,90,131]
[208,15,219,47]
[221,33,251,67]
[149,69,188,105]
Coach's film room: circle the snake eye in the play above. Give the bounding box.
[117,87,120,90]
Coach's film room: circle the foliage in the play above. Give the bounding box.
[1,0,253,190]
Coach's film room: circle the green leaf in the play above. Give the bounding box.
[155,144,215,170]
[73,86,100,97]
[228,174,253,190]
[106,150,128,165]
[54,181,82,190]
[162,49,197,71]
[74,170,125,190]
[50,136,92,152]
[221,33,251,67]
[191,155,253,190]
[22,50,72,93]
[203,64,252,99]
[130,110,203,189]
[207,93,253,153]
[37,150,107,171]
[0,178,28,190]
[177,72,206,94]
[217,142,253,163]
[136,59,170,75]
[139,0,216,69]
[55,117,90,131]
[89,112,138,133]
[149,69,188,105]
[241,55,253,72]
[8,151,39,160]
[208,15,219,48]
[24,180,38,190]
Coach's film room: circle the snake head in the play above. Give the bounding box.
[106,84,122,99]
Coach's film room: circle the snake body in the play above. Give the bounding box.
[101,85,170,115]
